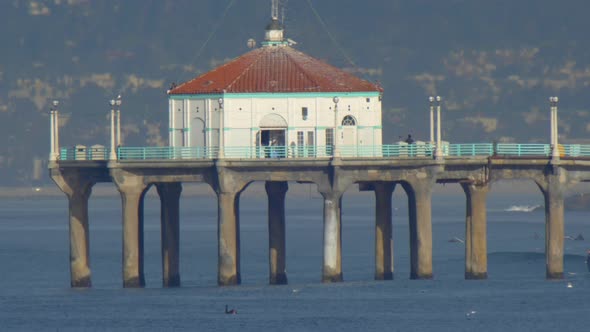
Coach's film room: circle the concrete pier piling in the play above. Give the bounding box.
[120,186,148,288]
[50,171,95,288]
[374,182,395,280]
[403,179,434,279]
[461,182,489,280]
[217,191,242,286]
[321,191,343,283]
[538,173,565,280]
[112,172,150,288]
[68,185,93,287]
[265,181,289,285]
[156,183,182,287]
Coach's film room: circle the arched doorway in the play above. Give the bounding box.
[341,115,357,146]
[259,113,288,158]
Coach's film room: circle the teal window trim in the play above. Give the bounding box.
[287,127,317,130]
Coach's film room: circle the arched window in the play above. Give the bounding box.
[341,115,356,126]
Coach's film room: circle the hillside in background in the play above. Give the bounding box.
[2,0,590,186]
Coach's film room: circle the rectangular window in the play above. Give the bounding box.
[297,131,304,157]
[307,131,314,146]
[297,131,304,146]
[302,107,308,120]
[325,128,334,156]
[307,131,315,157]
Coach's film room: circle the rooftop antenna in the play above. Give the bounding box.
[272,0,279,20]
[265,0,285,44]
[281,0,288,26]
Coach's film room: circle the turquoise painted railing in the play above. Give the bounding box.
[495,143,551,156]
[56,143,590,161]
[448,143,494,157]
[118,147,216,160]
[60,146,109,160]
[340,144,435,157]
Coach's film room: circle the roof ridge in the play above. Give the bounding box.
[171,48,261,93]
[282,47,322,91]
[225,48,266,92]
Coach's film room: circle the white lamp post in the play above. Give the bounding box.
[550,96,559,160]
[434,96,443,160]
[218,97,225,158]
[116,95,122,147]
[429,96,435,143]
[333,96,340,157]
[109,99,117,160]
[49,100,59,161]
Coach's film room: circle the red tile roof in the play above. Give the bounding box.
[168,46,381,95]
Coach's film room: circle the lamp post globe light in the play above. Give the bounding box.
[333,96,340,157]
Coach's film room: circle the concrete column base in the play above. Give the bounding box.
[270,273,288,285]
[465,272,488,280]
[163,275,181,287]
[410,272,434,280]
[123,277,144,288]
[375,272,393,281]
[546,271,564,279]
[322,273,344,283]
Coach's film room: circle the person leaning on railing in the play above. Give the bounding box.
[405,134,415,156]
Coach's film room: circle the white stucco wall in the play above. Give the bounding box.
[167,93,382,153]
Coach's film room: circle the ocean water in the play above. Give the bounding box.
[1,186,590,331]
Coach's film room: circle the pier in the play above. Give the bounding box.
[49,144,590,287]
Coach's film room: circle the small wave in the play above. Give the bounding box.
[504,205,541,212]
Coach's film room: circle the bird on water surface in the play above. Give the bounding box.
[225,305,237,315]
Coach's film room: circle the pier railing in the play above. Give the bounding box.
[57,143,590,161]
